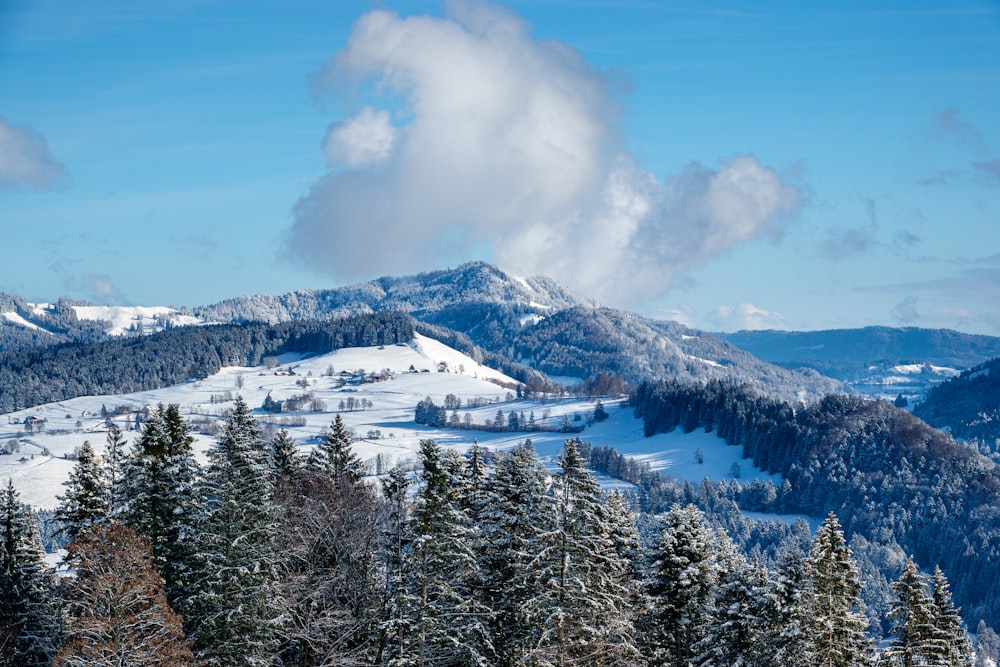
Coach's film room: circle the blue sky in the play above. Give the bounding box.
[1,1,999,335]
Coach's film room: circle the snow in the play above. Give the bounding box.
[71,305,204,336]
[687,354,722,368]
[2,311,52,333]
[891,363,961,377]
[1,333,782,509]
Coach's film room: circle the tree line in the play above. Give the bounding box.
[0,312,414,412]
[1,401,985,666]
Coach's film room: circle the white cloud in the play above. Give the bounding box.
[287,1,800,305]
[0,116,66,190]
[322,106,397,168]
[707,302,787,331]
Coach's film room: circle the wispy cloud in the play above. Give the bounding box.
[818,197,879,260]
[64,273,129,306]
[286,1,800,306]
[891,296,920,325]
[706,302,787,331]
[0,116,67,190]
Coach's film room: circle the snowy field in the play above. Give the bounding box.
[1,334,777,509]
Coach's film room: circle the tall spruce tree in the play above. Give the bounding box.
[523,439,638,667]
[479,444,555,666]
[929,566,972,667]
[269,428,302,481]
[383,439,493,667]
[187,395,280,667]
[121,403,201,617]
[884,557,940,667]
[377,464,411,667]
[0,480,60,667]
[102,423,128,519]
[55,440,109,539]
[764,540,815,667]
[307,414,366,483]
[807,513,872,667]
[643,503,717,667]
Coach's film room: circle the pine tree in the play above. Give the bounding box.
[187,396,280,667]
[764,540,815,667]
[479,444,554,665]
[383,439,493,667]
[121,403,201,617]
[102,423,128,519]
[523,438,638,666]
[377,464,411,667]
[884,557,940,667]
[643,503,717,667]
[269,428,302,481]
[52,524,197,667]
[928,566,972,667]
[0,480,60,667]
[807,513,872,667]
[55,439,109,539]
[693,535,769,667]
[307,414,366,483]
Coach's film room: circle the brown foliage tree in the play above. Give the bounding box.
[52,524,198,667]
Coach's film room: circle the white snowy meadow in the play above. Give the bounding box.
[0,332,773,509]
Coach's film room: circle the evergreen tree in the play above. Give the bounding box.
[269,428,302,481]
[383,439,493,666]
[764,540,815,667]
[693,535,768,667]
[928,566,972,667]
[102,423,128,519]
[377,464,411,666]
[643,503,717,667]
[479,444,554,665]
[52,524,196,667]
[884,557,940,667]
[307,414,366,483]
[807,513,872,667]
[187,396,280,666]
[0,480,60,667]
[121,403,201,618]
[524,439,638,666]
[55,440,109,539]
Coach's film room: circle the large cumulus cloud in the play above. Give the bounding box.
[287,1,800,305]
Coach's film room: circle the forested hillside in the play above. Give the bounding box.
[915,358,1000,459]
[631,379,1000,629]
[2,406,986,666]
[0,313,414,412]
[0,295,110,353]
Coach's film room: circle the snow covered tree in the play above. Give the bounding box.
[377,464,411,666]
[269,428,302,481]
[807,513,872,667]
[382,439,493,667]
[121,403,201,617]
[523,438,638,666]
[928,566,972,667]
[186,395,280,666]
[884,557,940,667]
[763,540,815,667]
[55,439,109,539]
[693,535,769,667]
[479,444,554,665]
[643,503,717,667]
[52,523,196,667]
[102,423,128,519]
[276,445,381,665]
[0,480,60,667]
[307,414,366,483]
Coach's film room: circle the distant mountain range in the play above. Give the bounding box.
[718,327,1000,395]
[4,261,1000,406]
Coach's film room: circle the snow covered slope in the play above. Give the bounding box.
[0,334,770,508]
